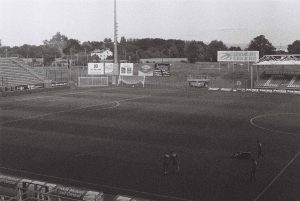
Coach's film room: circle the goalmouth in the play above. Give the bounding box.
[118,75,145,87]
[78,76,109,87]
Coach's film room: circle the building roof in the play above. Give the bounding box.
[254,55,300,66]
[91,49,111,54]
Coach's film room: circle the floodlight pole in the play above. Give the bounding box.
[114,0,118,66]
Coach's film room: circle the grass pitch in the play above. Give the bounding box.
[0,87,299,201]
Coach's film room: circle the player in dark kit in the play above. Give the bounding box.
[163,152,170,175]
[257,138,264,159]
[170,151,180,173]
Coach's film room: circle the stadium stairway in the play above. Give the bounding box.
[287,76,300,89]
[0,57,49,88]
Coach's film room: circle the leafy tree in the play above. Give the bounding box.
[120,36,127,44]
[184,41,207,63]
[247,35,275,57]
[63,39,82,55]
[90,41,105,51]
[228,46,242,51]
[206,40,227,62]
[168,44,179,58]
[43,32,68,57]
[104,38,113,50]
[82,41,92,53]
[42,46,60,66]
[287,40,300,54]
[90,54,100,62]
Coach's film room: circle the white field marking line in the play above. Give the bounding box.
[0,166,195,201]
[85,101,121,112]
[252,151,300,201]
[0,95,150,126]
[250,113,300,136]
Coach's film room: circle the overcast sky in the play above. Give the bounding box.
[1,0,300,47]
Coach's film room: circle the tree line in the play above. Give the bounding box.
[1,32,300,65]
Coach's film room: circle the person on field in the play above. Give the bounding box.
[163,152,170,175]
[170,151,180,173]
[250,158,258,182]
[257,138,264,159]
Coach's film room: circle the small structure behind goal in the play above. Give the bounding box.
[78,76,109,87]
[118,75,145,87]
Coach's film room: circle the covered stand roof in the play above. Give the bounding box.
[254,55,300,65]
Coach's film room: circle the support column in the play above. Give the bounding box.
[251,64,253,89]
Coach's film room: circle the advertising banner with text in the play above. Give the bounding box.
[88,63,104,75]
[217,51,259,62]
[120,63,134,76]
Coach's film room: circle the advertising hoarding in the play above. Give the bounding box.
[88,63,104,75]
[120,63,134,76]
[104,63,114,74]
[138,64,153,76]
[217,51,259,62]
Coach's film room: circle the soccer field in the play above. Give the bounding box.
[0,87,299,201]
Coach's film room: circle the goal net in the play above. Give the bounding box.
[118,75,145,87]
[78,76,109,87]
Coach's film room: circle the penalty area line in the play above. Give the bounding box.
[252,151,300,201]
[0,166,194,201]
[0,95,150,126]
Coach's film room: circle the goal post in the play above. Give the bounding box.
[118,75,145,87]
[78,76,109,87]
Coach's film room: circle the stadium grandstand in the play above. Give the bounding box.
[0,57,50,91]
[254,55,300,90]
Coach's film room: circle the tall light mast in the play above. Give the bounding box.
[114,0,118,65]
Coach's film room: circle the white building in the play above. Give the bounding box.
[90,49,113,60]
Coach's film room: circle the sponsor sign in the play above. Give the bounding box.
[54,186,86,199]
[221,88,232,92]
[294,91,300,95]
[208,87,219,91]
[236,80,242,86]
[88,63,104,75]
[154,63,171,76]
[138,65,153,76]
[120,63,134,76]
[273,89,287,94]
[259,89,273,93]
[217,51,259,62]
[115,196,131,201]
[0,175,20,187]
[104,63,114,74]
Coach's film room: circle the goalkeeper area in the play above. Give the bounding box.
[0,86,299,201]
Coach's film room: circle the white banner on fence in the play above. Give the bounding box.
[221,88,232,92]
[138,65,153,76]
[88,63,104,75]
[120,63,134,76]
[208,88,220,91]
[104,63,114,74]
[217,51,259,62]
